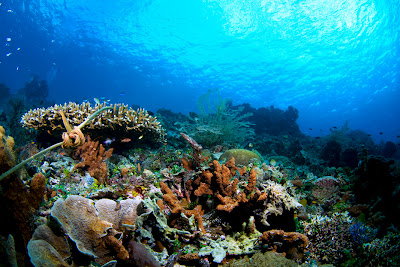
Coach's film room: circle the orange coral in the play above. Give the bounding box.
[73,136,113,184]
[160,182,206,234]
[188,158,260,213]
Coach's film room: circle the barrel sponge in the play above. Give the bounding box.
[27,239,69,267]
[51,195,114,258]
[220,149,262,166]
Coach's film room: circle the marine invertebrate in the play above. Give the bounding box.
[219,149,262,166]
[0,125,16,173]
[51,195,129,264]
[259,230,309,261]
[311,176,341,202]
[160,181,206,233]
[176,95,254,147]
[21,102,166,143]
[94,197,142,231]
[73,136,113,184]
[304,212,356,264]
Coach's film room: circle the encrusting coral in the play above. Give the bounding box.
[73,136,113,184]
[21,102,166,143]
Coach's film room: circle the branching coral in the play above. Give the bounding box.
[73,136,113,184]
[21,102,166,143]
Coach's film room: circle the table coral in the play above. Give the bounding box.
[21,102,166,143]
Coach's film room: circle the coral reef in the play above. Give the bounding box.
[21,102,166,144]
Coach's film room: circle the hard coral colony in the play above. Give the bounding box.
[0,101,399,267]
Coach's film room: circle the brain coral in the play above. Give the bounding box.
[220,149,262,166]
[20,102,166,143]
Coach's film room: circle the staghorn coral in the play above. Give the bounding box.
[51,195,129,265]
[21,102,166,143]
[73,136,113,184]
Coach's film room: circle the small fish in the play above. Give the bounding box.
[397,135,400,138]
[379,132,383,135]
[138,135,143,140]
[248,142,253,148]
[121,138,131,143]
[94,98,100,105]
[309,128,313,130]
[332,126,337,129]
[120,92,126,96]
[315,136,321,139]
[104,138,115,145]
[270,159,277,166]
[367,134,372,137]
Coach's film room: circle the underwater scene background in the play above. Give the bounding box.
[0,0,400,266]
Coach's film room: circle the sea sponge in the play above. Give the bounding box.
[27,239,69,267]
[95,197,142,231]
[51,195,128,264]
[219,149,262,166]
[0,126,16,173]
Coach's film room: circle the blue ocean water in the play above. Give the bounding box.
[0,0,399,143]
